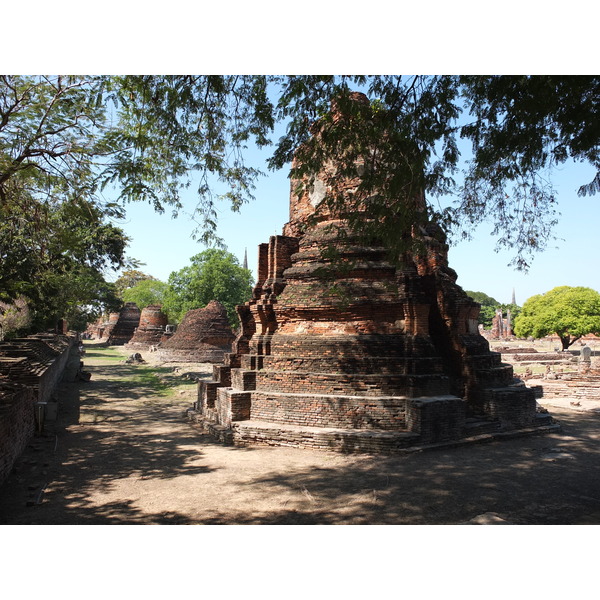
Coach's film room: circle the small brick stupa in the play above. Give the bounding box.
[98,312,120,341]
[106,303,141,346]
[125,305,168,350]
[157,300,235,363]
[194,92,558,453]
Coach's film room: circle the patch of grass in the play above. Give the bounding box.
[83,346,126,363]
[81,343,198,401]
[120,366,174,398]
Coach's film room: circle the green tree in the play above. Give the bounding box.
[164,249,253,327]
[122,279,169,311]
[465,291,501,329]
[266,76,599,269]
[114,270,155,298]
[0,296,31,340]
[0,184,128,330]
[513,286,600,350]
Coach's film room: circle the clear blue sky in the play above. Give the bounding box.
[112,134,599,307]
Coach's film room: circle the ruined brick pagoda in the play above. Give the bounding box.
[194,93,558,452]
[106,303,141,346]
[125,305,168,350]
[157,300,235,363]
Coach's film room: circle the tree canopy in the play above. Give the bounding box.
[0,186,126,331]
[513,286,600,350]
[122,279,169,312]
[114,270,155,298]
[2,76,597,255]
[163,249,253,327]
[465,290,521,329]
[1,75,599,329]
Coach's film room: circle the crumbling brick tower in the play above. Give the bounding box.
[106,303,141,345]
[125,305,168,349]
[196,93,556,452]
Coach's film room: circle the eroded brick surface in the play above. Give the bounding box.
[0,334,73,483]
[125,305,168,349]
[158,300,235,363]
[195,93,556,451]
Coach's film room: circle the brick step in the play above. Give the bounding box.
[232,419,420,453]
[464,418,502,436]
[465,353,504,369]
[266,334,442,359]
[248,389,412,430]
[473,365,516,387]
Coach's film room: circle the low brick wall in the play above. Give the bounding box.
[0,334,74,485]
[0,383,37,485]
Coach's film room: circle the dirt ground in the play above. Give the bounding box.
[1,340,600,525]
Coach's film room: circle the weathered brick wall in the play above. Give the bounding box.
[250,391,408,429]
[0,334,73,484]
[0,383,37,485]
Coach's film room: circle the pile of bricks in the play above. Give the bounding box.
[157,300,235,363]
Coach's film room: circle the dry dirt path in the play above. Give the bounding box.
[2,341,600,525]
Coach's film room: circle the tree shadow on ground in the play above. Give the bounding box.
[0,346,217,524]
[3,342,600,525]
[190,410,600,525]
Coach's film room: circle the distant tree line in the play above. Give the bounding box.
[117,249,253,329]
[467,286,600,350]
[465,290,521,329]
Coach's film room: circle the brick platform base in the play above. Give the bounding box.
[187,409,559,454]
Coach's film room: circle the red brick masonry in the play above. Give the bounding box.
[193,93,558,452]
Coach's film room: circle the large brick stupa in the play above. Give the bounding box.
[194,93,558,452]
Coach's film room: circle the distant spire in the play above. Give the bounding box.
[511,288,516,305]
[243,247,248,270]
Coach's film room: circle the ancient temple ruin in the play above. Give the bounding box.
[125,305,168,350]
[491,308,513,340]
[97,312,119,341]
[106,303,141,346]
[157,300,235,363]
[193,93,558,453]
